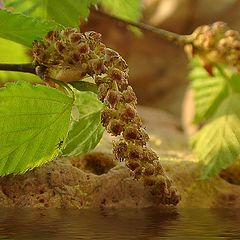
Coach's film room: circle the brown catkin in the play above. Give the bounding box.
[186,21,240,73]
[32,28,181,205]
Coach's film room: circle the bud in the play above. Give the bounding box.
[120,103,137,122]
[62,28,78,38]
[54,41,65,54]
[212,21,227,34]
[122,86,137,104]
[105,48,120,60]
[128,145,143,159]
[143,148,158,163]
[109,68,127,85]
[143,163,155,176]
[78,42,90,54]
[85,31,102,43]
[98,83,110,101]
[113,140,128,161]
[233,41,240,51]
[89,58,106,74]
[45,30,59,42]
[225,30,239,38]
[100,109,113,127]
[116,57,128,71]
[107,119,124,136]
[94,76,103,86]
[72,52,81,62]
[69,33,84,43]
[126,159,140,171]
[104,89,121,108]
[123,124,140,141]
[218,38,228,50]
[95,43,106,55]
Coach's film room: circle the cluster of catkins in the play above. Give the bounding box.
[32,28,180,205]
[185,21,240,73]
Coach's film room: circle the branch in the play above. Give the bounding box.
[93,9,192,45]
[0,63,36,74]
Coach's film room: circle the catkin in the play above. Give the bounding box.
[186,21,240,73]
[32,28,181,205]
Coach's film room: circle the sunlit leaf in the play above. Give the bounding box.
[5,0,97,26]
[63,91,104,156]
[0,38,40,83]
[192,94,240,178]
[189,59,229,123]
[229,73,240,94]
[100,0,142,21]
[0,82,73,175]
[0,9,60,47]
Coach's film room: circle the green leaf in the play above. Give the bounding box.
[46,0,97,26]
[0,82,73,175]
[192,94,240,178]
[189,59,229,123]
[229,73,240,93]
[5,0,97,26]
[100,0,142,21]
[70,80,98,94]
[63,91,104,156]
[0,9,60,47]
[4,0,48,18]
[0,38,41,83]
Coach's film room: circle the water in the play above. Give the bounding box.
[0,208,240,239]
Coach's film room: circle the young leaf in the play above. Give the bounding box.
[62,91,104,156]
[0,82,73,175]
[192,94,240,178]
[5,0,97,26]
[100,0,142,21]
[0,9,60,47]
[189,59,229,123]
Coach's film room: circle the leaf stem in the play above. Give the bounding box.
[0,63,36,74]
[93,9,192,45]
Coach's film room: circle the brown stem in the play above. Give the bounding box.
[0,63,36,74]
[93,9,192,45]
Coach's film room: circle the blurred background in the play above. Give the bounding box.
[83,0,240,118]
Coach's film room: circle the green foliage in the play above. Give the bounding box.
[100,0,142,21]
[63,91,104,156]
[5,0,142,24]
[0,9,60,47]
[192,94,240,178]
[5,0,97,26]
[46,0,97,26]
[190,60,240,177]
[0,38,40,82]
[0,1,110,175]
[69,80,98,94]
[0,82,73,175]
[229,74,240,93]
[189,59,229,123]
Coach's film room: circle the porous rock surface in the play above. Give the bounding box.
[0,106,240,208]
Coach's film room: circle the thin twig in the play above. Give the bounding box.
[0,63,36,74]
[93,9,192,45]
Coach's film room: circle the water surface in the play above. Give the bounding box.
[0,208,240,239]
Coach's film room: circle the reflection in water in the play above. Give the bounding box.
[0,208,240,239]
